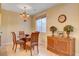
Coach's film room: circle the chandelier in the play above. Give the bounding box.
[20,7,30,22]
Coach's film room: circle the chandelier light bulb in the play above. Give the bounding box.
[19,6,30,22]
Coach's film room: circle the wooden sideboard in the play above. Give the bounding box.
[47,36,75,56]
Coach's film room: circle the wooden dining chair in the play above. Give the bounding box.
[11,32,24,52]
[19,31,25,38]
[31,31,39,52]
[19,31,28,49]
[26,31,40,55]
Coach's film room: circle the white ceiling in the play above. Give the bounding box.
[1,3,57,15]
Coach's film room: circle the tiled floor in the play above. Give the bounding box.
[0,43,58,56]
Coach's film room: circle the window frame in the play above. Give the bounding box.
[36,15,46,33]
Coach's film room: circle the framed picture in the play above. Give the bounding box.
[58,14,66,23]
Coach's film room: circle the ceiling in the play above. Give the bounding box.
[1,3,57,15]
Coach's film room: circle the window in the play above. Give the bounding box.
[36,17,46,32]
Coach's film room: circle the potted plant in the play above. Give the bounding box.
[50,26,57,36]
[64,25,74,38]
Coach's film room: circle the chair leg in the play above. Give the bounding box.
[12,44,15,50]
[20,43,23,49]
[30,47,32,56]
[32,46,34,50]
[20,44,21,49]
[23,43,26,49]
[37,45,39,54]
[14,44,17,52]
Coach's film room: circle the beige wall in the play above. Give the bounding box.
[0,3,1,13]
[0,4,1,27]
[33,4,79,55]
[47,4,79,55]
[0,13,1,27]
[1,9,32,45]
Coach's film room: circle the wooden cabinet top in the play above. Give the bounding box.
[47,36,75,41]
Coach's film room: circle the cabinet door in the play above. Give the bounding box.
[54,39,69,54]
[47,37,54,48]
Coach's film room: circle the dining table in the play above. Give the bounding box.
[20,34,31,49]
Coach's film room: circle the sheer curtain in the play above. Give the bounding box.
[36,17,46,46]
[36,17,46,33]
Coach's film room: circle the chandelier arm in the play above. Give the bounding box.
[19,6,30,22]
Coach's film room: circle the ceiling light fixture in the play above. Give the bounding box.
[20,7,30,22]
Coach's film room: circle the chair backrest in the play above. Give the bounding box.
[11,32,16,44]
[31,31,39,42]
[19,31,25,35]
[19,31,25,38]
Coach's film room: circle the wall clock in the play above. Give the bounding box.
[58,14,66,23]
